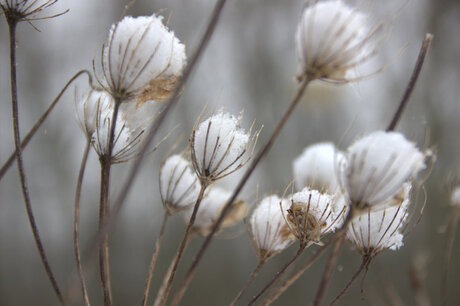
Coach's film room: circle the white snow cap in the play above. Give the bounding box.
[342,131,425,210]
[293,142,345,193]
[250,195,295,260]
[160,155,200,214]
[286,188,340,244]
[182,187,247,236]
[101,14,186,101]
[347,184,411,255]
[295,0,376,81]
[191,111,255,183]
[451,186,460,208]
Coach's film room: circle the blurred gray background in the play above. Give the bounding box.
[0,0,459,305]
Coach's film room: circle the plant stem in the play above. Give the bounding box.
[441,210,459,305]
[7,19,64,305]
[155,184,208,306]
[72,140,92,306]
[386,33,433,132]
[173,77,312,305]
[142,211,169,306]
[0,70,92,181]
[230,260,265,306]
[248,245,307,306]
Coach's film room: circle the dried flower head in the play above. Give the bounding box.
[285,188,341,246]
[249,195,295,262]
[75,89,102,139]
[159,154,200,214]
[342,131,425,211]
[98,14,186,102]
[293,142,345,193]
[295,0,379,82]
[182,187,247,236]
[346,184,411,256]
[190,110,258,184]
[0,0,67,23]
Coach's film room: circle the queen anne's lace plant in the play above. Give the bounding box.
[99,14,186,102]
[293,142,345,193]
[0,0,65,22]
[159,154,200,214]
[249,195,295,262]
[295,0,378,81]
[182,187,247,236]
[191,111,257,184]
[342,131,425,211]
[286,188,341,246]
[75,89,103,139]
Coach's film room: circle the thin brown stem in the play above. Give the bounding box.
[441,211,459,305]
[329,256,372,306]
[230,260,265,306]
[386,33,433,132]
[7,19,64,305]
[73,140,92,306]
[155,184,208,306]
[174,77,312,305]
[0,69,92,181]
[142,211,169,306]
[248,245,307,306]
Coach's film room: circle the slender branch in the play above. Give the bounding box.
[73,141,92,306]
[7,19,64,305]
[155,184,208,306]
[174,77,312,305]
[142,211,169,306]
[441,211,459,305]
[248,245,306,306]
[0,69,92,181]
[230,260,265,306]
[386,33,433,132]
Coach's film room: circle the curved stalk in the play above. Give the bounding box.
[229,260,265,306]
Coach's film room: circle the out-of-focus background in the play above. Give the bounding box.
[1,0,459,305]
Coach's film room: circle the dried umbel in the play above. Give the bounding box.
[159,154,200,214]
[75,89,102,139]
[182,187,247,236]
[99,14,186,102]
[0,0,65,23]
[190,111,257,184]
[292,142,345,194]
[285,188,340,246]
[295,0,378,81]
[342,131,425,211]
[346,184,411,256]
[249,195,295,262]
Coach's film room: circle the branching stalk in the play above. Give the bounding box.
[230,260,265,306]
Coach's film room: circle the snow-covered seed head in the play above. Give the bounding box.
[159,154,200,214]
[293,142,345,194]
[450,186,460,212]
[99,14,186,102]
[342,131,425,211]
[249,195,295,262]
[182,187,247,236]
[295,0,378,82]
[75,89,103,139]
[285,188,341,246]
[190,110,258,184]
[92,93,159,163]
[346,184,411,256]
[0,0,66,23]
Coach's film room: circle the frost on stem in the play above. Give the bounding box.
[98,14,186,102]
[295,0,379,82]
[341,131,426,211]
[292,142,345,194]
[182,187,247,236]
[249,195,295,262]
[346,184,411,256]
[285,188,342,246]
[0,0,66,23]
[190,110,258,184]
[159,154,200,214]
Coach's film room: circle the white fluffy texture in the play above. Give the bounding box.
[192,111,250,180]
[347,185,411,254]
[343,131,425,208]
[250,195,294,256]
[76,89,102,137]
[182,187,231,229]
[103,14,186,95]
[290,188,339,234]
[451,187,460,207]
[160,155,200,212]
[295,0,372,80]
[293,142,345,193]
